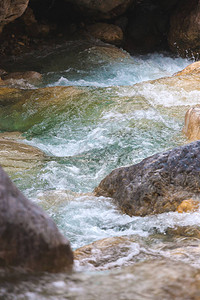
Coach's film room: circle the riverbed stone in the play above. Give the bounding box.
[87,23,123,45]
[2,258,200,299]
[168,0,200,58]
[183,106,200,141]
[0,135,45,173]
[95,141,200,216]
[0,165,73,272]
[2,71,42,84]
[74,235,162,270]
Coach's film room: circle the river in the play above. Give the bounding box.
[1,40,200,299]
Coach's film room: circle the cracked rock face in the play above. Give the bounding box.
[0,0,29,31]
[95,141,200,216]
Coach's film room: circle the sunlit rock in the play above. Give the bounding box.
[176,199,200,213]
[95,141,200,216]
[87,23,123,45]
[147,67,200,92]
[175,61,200,76]
[0,165,73,272]
[74,236,143,269]
[75,231,200,270]
[0,135,45,174]
[183,106,200,141]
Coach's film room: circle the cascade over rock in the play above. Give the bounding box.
[0,165,73,272]
[183,106,200,141]
[95,141,200,216]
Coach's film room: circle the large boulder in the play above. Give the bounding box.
[65,0,133,19]
[87,23,123,46]
[0,0,29,32]
[168,0,200,58]
[0,165,73,272]
[95,141,200,216]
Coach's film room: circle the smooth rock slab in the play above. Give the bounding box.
[183,106,200,141]
[0,166,73,272]
[95,141,200,216]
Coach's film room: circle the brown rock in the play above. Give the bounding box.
[167,226,200,238]
[74,236,138,269]
[183,106,200,141]
[175,61,200,76]
[168,0,200,58]
[0,165,73,272]
[0,135,45,174]
[0,86,84,131]
[95,141,200,216]
[2,71,42,84]
[87,23,123,45]
[0,0,29,31]
[176,199,199,213]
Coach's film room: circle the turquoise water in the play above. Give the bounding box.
[4,41,200,251]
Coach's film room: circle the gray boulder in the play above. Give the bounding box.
[0,165,73,272]
[95,141,200,216]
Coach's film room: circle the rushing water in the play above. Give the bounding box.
[2,40,200,298]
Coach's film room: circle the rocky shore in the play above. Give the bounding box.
[0,0,200,59]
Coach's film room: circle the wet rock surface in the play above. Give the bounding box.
[1,259,200,299]
[95,141,200,216]
[0,134,45,173]
[0,165,73,272]
[183,106,200,141]
[0,86,84,131]
[74,232,200,270]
